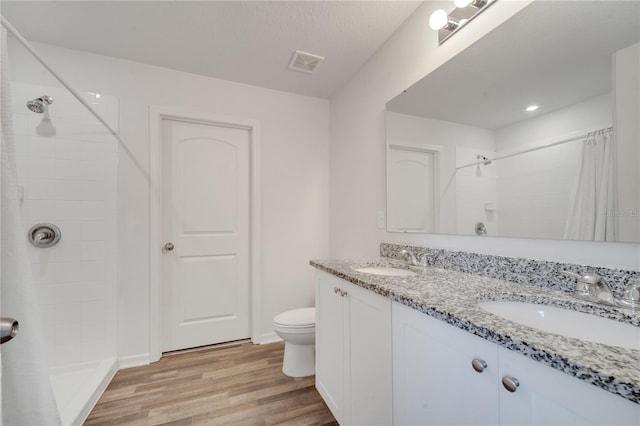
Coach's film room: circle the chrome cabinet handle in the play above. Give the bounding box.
[164,242,175,251]
[502,376,520,392]
[333,288,347,297]
[471,358,487,373]
[0,318,19,344]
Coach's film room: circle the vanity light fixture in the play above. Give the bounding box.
[429,9,461,31]
[525,104,539,112]
[430,0,496,44]
[454,0,473,7]
[454,0,488,9]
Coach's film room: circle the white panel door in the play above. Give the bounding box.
[162,118,250,352]
[387,147,435,232]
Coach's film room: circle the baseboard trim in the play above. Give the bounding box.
[257,332,282,344]
[118,353,151,369]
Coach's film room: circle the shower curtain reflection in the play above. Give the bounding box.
[564,128,618,241]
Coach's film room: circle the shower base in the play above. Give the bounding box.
[50,357,117,425]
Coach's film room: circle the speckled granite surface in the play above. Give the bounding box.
[380,242,640,296]
[310,257,640,405]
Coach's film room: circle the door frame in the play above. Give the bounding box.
[149,106,261,362]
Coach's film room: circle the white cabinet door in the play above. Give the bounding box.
[316,272,345,423]
[316,272,393,425]
[498,347,640,426]
[345,282,392,426]
[392,302,499,426]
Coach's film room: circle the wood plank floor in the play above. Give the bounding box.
[85,341,337,426]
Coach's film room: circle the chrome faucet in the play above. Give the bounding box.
[399,249,435,267]
[400,249,419,266]
[561,271,617,306]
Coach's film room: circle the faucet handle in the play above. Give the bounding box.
[561,270,597,296]
[580,273,600,285]
[399,249,419,266]
[561,270,600,284]
[619,278,640,308]
[418,250,437,267]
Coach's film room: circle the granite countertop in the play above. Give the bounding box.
[310,257,640,405]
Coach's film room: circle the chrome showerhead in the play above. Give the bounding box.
[26,96,53,114]
[476,155,491,166]
[475,155,491,176]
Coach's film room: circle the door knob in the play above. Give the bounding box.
[164,242,175,251]
[0,318,19,344]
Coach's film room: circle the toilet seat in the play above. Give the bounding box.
[273,307,315,328]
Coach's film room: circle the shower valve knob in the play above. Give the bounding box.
[0,318,19,344]
[164,242,175,251]
[28,223,61,248]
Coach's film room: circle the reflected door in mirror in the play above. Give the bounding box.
[387,147,438,233]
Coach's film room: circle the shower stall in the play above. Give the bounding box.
[2,24,119,425]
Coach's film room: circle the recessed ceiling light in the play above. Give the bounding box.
[525,104,539,112]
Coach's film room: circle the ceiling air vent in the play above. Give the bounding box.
[288,50,324,74]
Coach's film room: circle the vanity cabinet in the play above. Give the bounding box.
[315,271,392,425]
[392,301,640,426]
[392,302,500,425]
[498,347,639,426]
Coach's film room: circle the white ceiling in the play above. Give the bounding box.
[387,1,640,129]
[1,0,422,99]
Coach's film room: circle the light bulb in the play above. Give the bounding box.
[454,0,473,8]
[429,9,449,30]
[525,104,539,112]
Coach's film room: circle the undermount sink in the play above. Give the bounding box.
[478,301,640,351]
[353,267,416,277]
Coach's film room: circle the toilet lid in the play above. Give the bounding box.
[274,307,315,327]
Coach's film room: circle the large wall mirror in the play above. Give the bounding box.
[386,1,639,242]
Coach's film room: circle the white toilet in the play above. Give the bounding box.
[273,307,316,377]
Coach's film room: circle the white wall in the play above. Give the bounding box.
[8,40,330,361]
[613,42,640,243]
[10,81,118,368]
[494,94,612,239]
[329,0,640,270]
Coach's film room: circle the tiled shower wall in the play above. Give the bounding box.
[11,81,118,367]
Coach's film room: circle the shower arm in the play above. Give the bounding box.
[1,15,147,178]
